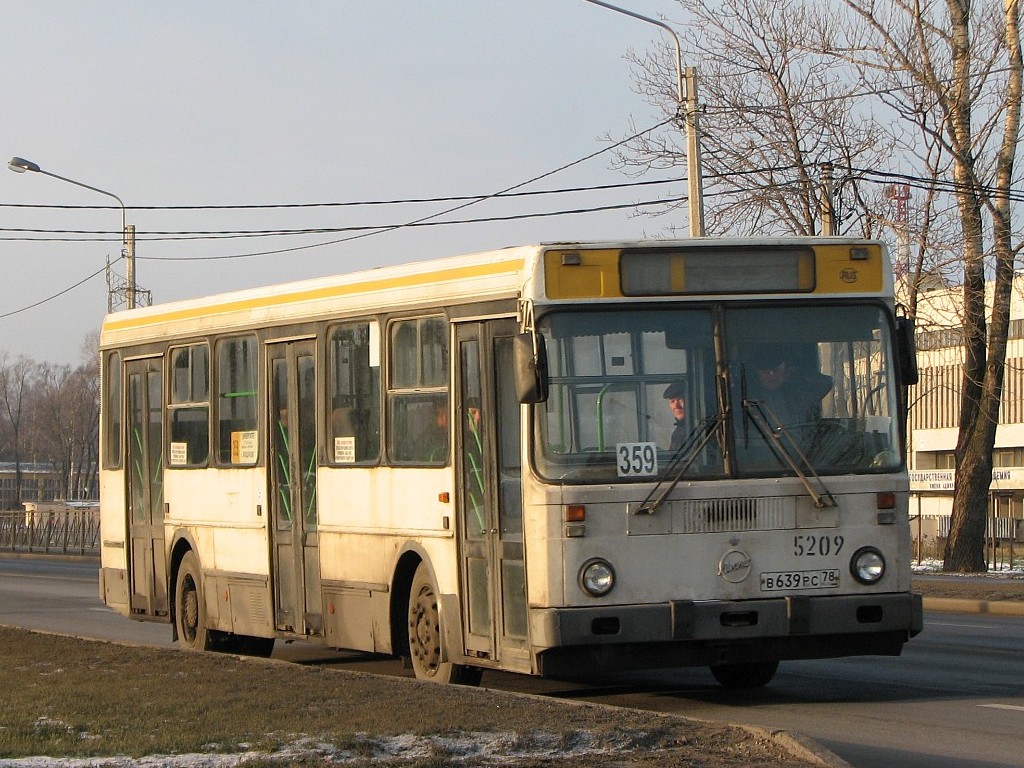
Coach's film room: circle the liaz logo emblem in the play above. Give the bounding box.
[839,268,858,283]
[718,549,752,583]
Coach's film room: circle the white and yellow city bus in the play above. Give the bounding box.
[98,238,922,687]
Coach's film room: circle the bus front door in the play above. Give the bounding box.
[126,356,167,616]
[456,320,529,672]
[268,340,323,637]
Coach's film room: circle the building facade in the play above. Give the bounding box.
[0,462,64,510]
[907,275,1024,563]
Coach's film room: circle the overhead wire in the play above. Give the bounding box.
[5,103,1020,316]
[0,176,682,213]
[0,115,680,315]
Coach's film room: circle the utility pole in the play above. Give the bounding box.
[125,224,137,309]
[685,67,705,236]
[819,162,835,236]
[8,156,150,311]
[582,0,705,237]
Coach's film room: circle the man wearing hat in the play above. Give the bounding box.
[749,346,832,428]
[663,381,688,450]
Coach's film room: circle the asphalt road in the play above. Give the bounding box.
[2,555,1023,767]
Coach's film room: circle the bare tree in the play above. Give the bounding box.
[617,0,895,236]
[0,354,39,509]
[815,0,1023,571]
[31,356,100,501]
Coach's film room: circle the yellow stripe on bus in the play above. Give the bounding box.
[103,257,526,334]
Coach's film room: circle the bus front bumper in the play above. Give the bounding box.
[531,592,923,677]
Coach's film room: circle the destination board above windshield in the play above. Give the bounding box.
[543,243,884,299]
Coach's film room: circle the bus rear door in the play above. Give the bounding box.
[125,356,167,616]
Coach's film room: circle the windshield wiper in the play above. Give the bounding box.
[635,414,723,515]
[742,399,837,509]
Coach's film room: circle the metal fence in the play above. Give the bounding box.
[0,506,100,556]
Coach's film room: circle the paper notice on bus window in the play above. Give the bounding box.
[169,442,189,466]
[334,436,356,464]
[231,430,259,464]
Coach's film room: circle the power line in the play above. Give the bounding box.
[0,176,682,213]
[6,159,1020,245]
[0,262,109,320]
[0,195,687,244]
[0,116,680,316]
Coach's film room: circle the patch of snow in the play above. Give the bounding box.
[0,730,651,767]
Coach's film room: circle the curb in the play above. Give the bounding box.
[922,596,1024,616]
[763,728,853,768]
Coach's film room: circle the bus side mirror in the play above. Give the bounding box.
[895,316,919,386]
[513,332,548,404]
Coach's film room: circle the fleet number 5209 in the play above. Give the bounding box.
[793,534,844,557]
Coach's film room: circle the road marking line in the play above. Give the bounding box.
[979,704,1024,712]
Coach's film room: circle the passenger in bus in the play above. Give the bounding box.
[420,397,450,462]
[750,347,832,429]
[663,382,688,451]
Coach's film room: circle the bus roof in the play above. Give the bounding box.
[100,237,890,349]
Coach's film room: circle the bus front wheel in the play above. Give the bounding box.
[175,551,214,652]
[407,563,482,686]
[710,660,779,688]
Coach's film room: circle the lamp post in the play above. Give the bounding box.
[581,0,705,236]
[8,156,140,310]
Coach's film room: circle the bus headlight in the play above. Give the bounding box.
[850,547,885,584]
[579,559,616,597]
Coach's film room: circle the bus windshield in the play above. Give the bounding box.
[533,304,901,482]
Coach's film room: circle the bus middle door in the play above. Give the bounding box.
[268,339,323,637]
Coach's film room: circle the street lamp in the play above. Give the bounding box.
[8,156,140,310]
[581,0,705,236]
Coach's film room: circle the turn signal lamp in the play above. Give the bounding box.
[876,491,896,509]
[565,504,586,522]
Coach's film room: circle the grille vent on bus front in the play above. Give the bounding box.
[675,496,788,533]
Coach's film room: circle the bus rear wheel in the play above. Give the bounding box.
[710,660,779,688]
[407,563,482,686]
[175,551,214,652]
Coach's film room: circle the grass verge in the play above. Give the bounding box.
[0,626,814,767]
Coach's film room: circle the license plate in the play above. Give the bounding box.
[760,569,840,591]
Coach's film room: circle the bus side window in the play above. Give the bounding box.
[104,350,122,469]
[387,317,448,465]
[328,321,381,464]
[168,343,210,467]
[216,335,259,465]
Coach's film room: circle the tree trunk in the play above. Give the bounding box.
[944,0,1022,572]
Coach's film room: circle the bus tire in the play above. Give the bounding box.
[407,562,482,686]
[709,660,779,688]
[175,551,214,652]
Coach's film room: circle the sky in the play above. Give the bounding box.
[2,1,689,366]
